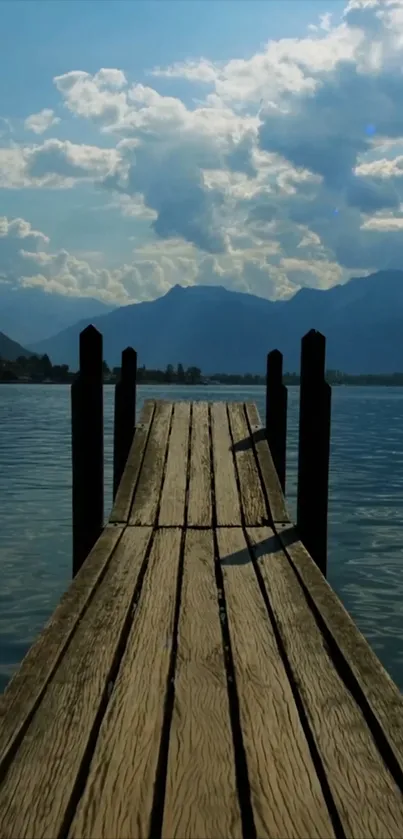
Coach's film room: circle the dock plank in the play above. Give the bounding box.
[211,403,241,526]
[109,401,155,523]
[0,526,152,839]
[216,527,335,839]
[159,402,191,526]
[130,401,172,526]
[0,523,123,777]
[248,526,403,839]
[68,528,182,839]
[228,402,267,526]
[277,523,403,781]
[187,402,212,527]
[163,529,242,839]
[245,403,290,524]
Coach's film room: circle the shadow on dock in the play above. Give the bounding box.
[231,427,266,453]
[220,527,298,567]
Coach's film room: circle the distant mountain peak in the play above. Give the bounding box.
[0,330,33,361]
[165,283,229,297]
[0,284,115,346]
[166,283,185,295]
[28,269,403,375]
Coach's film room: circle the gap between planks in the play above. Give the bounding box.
[113,400,289,530]
[0,526,154,839]
[248,527,403,839]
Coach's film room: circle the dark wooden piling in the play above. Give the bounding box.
[71,325,104,577]
[297,329,331,576]
[113,347,137,499]
[265,349,287,492]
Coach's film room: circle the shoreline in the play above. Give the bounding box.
[3,380,403,388]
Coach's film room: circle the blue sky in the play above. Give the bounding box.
[2,1,344,112]
[1,0,403,305]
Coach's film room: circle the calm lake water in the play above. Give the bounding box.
[1,383,403,693]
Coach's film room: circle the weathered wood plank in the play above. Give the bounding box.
[245,403,290,524]
[163,529,242,839]
[129,400,173,526]
[210,403,241,526]
[0,526,152,839]
[68,528,182,839]
[277,522,403,782]
[228,402,267,526]
[216,528,335,839]
[0,523,123,777]
[248,526,403,839]
[109,400,155,523]
[158,402,191,526]
[187,402,212,527]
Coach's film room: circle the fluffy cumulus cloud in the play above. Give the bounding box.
[3,0,403,303]
[24,109,60,135]
[0,139,120,188]
[0,216,49,278]
[0,215,194,303]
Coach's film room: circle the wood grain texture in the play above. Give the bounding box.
[216,527,335,839]
[0,524,123,776]
[0,526,152,839]
[211,403,241,526]
[68,528,182,839]
[228,402,267,526]
[130,400,173,526]
[158,402,191,526]
[187,402,212,527]
[110,401,155,523]
[277,523,403,783]
[163,529,242,839]
[245,403,290,524]
[248,526,403,839]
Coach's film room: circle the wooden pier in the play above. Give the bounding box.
[1,328,403,838]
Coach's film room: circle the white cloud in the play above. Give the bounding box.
[24,109,60,135]
[54,69,129,125]
[355,156,403,179]
[26,138,121,183]
[150,22,361,105]
[0,212,344,307]
[19,244,190,304]
[0,147,28,188]
[0,139,121,188]
[0,216,49,278]
[3,0,403,302]
[361,214,403,230]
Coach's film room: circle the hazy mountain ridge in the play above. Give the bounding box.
[0,331,33,362]
[0,285,115,345]
[28,270,403,374]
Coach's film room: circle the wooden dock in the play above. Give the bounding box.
[1,331,403,838]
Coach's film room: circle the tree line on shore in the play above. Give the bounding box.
[2,353,403,386]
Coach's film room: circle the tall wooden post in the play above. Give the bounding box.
[297,329,331,577]
[113,347,137,499]
[71,325,104,577]
[265,349,287,492]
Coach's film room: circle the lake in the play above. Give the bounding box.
[1,383,403,694]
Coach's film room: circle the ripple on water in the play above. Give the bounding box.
[1,384,403,692]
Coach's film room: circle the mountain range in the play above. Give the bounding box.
[0,330,33,362]
[0,284,114,345]
[23,269,403,375]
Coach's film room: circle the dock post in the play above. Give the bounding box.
[71,325,104,577]
[113,347,137,499]
[297,330,331,576]
[266,349,287,492]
